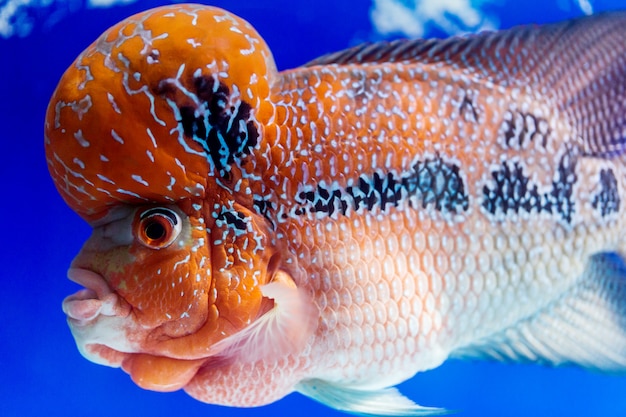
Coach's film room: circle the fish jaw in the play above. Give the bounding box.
[62,267,208,391]
[60,206,218,389]
[63,268,130,323]
[61,262,315,395]
[62,267,140,367]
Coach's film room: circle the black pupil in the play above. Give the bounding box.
[145,219,167,241]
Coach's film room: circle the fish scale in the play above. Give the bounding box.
[45,4,626,415]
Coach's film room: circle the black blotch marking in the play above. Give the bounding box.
[253,198,277,225]
[500,111,550,149]
[179,106,206,139]
[482,147,578,223]
[459,91,478,123]
[592,168,620,217]
[550,148,578,223]
[217,209,248,231]
[405,156,469,212]
[482,162,542,215]
[294,154,469,217]
[166,75,259,176]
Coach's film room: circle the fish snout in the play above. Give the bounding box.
[63,268,131,323]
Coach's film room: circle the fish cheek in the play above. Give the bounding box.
[210,205,275,331]
[117,240,211,335]
[73,242,135,277]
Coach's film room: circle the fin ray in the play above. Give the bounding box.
[211,271,317,363]
[296,379,449,416]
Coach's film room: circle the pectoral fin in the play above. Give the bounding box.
[211,270,317,363]
[296,379,448,416]
[452,252,626,371]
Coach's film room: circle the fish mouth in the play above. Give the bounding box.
[62,268,131,323]
[61,268,209,391]
[62,267,137,367]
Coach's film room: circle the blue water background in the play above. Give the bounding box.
[2,0,626,415]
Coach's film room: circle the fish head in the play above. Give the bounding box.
[63,198,279,392]
[44,4,287,392]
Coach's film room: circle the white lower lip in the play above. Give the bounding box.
[62,268,132,321]
[62,269,111,322]
[63,291,103,322]
[62,267,135,360]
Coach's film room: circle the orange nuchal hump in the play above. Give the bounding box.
[44,4,276,222]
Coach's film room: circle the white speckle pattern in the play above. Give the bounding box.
[44,5,626,414]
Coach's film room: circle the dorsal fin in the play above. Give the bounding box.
[303,12,626,158]
[305,35,485,67]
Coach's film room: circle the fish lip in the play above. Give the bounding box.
[67,267,113,299]
[82,343,129,368]
[63,267,130,323]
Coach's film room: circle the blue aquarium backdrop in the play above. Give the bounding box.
[2,0,626,416]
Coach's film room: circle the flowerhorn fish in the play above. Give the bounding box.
[45,4,626,415]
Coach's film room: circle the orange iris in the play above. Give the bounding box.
[135,207,182,249]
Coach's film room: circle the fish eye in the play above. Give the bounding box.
[135,207,182,249]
